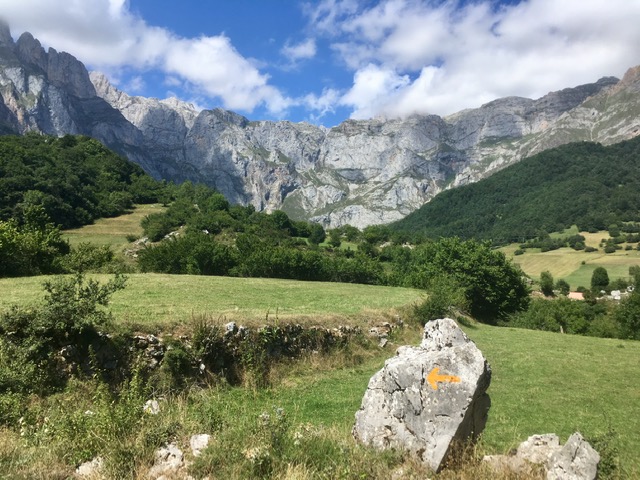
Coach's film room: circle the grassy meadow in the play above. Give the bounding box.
[500,229,640,289]
[62,203,166,250]
[0,274,424,327]
[2,271,639,475]
[249,323,640,476]
[2,211,639,477]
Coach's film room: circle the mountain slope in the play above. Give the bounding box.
[1,22,640,228]
[391,136,640,243]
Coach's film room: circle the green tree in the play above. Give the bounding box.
[0,205,69,277]
[412,275,469,324]
[328,229,342,248]
[555,279,571,296]
[614,290,640,340]
[591,267,610,293]
[540,270,554,296]
[308,223,326,245]
[402,238,529,323]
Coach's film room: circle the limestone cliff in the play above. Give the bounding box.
[1,24,640,228]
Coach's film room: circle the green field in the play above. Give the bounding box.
[258,322,640,476]
[4,211,639,475]
[2,272,638,474]
[62,203,165,250]
[501,232,640,289]
[0,274,424,327]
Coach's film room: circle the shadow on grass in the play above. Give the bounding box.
[457,316,478,330]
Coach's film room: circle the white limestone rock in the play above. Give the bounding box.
[353,318,491,472]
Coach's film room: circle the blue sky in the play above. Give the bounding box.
[1,0,640,126]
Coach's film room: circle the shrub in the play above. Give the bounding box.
[591,267,610,293]
[0,208,69,277]
[412,275,469,324]
[614,290,640,340]
[540,270,554,296]
[403,238,529,323]
[0,273,127,397]
[59,242,115,273]
[555,279,571,296]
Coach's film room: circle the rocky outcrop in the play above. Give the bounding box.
[352,318,491,472]
[483,432,600,480]
[2,25,640,227]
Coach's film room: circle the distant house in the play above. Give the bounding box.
[567,292,584,301]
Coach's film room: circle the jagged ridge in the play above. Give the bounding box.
[1,21,640,228]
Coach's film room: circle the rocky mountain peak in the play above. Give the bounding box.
[616,66,640,93]
[15,32,47,71]
[47,48,95,99]
[0,18,13,47]
[2,25,640,228]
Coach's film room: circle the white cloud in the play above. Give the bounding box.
[282,38,317,62]
[0,0,290,115]
[339,64,409,119]
[308,0,640,119]
[303,87,341,116]
[125,75,145,93]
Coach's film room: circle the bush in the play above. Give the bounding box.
[59,242,115,273]
[591,267,610,293]
[138,233,238,275]
[507,297,602,335]
[412,275,469,324]
[555,279,571,296]
[0,273,127,397]
[614,291,640,340]
[403,238,529,323]
[540,271,554,296]
[0,208,69,277]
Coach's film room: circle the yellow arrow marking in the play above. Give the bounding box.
[427,367,461,390]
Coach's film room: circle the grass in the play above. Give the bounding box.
[62,204,166,250]
[2,320,636,478]
[465,323,640,476]
[264,322,640,476]
[0,274,424,327]
[500,230,640,289]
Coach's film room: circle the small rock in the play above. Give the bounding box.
[483,432,599,480]
[148,443,184,479]
[517,433,561,465]
[190,434,211,457]
[143,400,160,415]
[76,456,103,478]
[547,432,600,480]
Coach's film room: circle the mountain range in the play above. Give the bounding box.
[1,21,640,229]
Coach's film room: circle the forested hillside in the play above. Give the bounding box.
[0,134,167,229]
[392,136,640,244]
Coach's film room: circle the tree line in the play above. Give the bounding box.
[391,136,640,244]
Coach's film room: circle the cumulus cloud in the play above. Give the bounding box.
[308,0,640,119]
[281,38,317,62]
[0,0,290,114]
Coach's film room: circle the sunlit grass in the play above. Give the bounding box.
[500,229,640,289]
[0,273,424,327]
[62,203,165,251]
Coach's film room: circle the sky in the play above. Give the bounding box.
[1,0,639,126]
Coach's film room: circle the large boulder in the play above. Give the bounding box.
[353,318,491,472]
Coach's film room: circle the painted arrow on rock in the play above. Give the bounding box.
[427,367,461,390]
